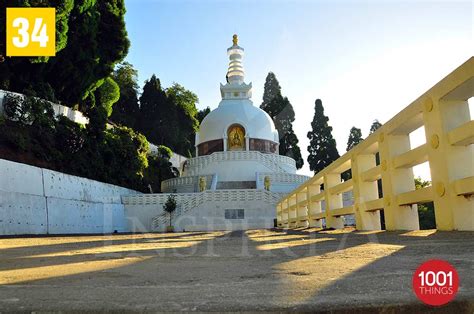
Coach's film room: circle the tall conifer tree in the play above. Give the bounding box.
[346,126,363,151]
[370,120,382,133]
[260,72,303,169]
[110,62,140,128]
[307,99,339,173]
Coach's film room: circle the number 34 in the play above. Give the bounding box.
[12,17,49,48]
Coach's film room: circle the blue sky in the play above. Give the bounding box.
[124,0,473,177]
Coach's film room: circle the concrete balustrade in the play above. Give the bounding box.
[277,57,474,231]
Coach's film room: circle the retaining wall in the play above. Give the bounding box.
[0,158,139,235]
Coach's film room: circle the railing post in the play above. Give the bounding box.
[276,203,282,227]
[283,198,290,228]
[324,174,345,229]
[423,97,473,230]
[307,184,322,228]
[379,133,420,230]
[352,154,381,230]
[296,191,308,228]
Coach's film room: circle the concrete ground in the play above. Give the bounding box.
[0,228,473,313]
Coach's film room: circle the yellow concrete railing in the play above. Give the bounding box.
[277,57,474,231]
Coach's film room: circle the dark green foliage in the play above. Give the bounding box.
[260,72,303,169]
[166,83,199,156]
[137,75,169,143]
[415,177,436,229]
[136,76,199,157]
[100,126,149,187]
[3,94,34,125]
[0,2,190,192]
[279,124,304,168]
[0,0,130,108]
[0,94,180,192]
[95,77,120,118]
[55,116,85,158]
[307,99,340,174]
[163,194,177,227]
[370,120,383,134]
[157,145,173,159]
[3,94,55,128]
[342,126,363,181]
[196,107,211,124]
[110,62,140,127]
[143,146,179,193]
[346,127,363,152]
[2,95,62,162]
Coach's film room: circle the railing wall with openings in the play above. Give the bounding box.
[277,58,474,231]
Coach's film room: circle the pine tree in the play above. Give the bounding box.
[110,62,140,127]
[370,120,382,133]
[307,99,340,174]
[137,75,171,145]
[196,107,211,124]
[136,75,199,156]
[346,126,363,151]
[260,72,303,169]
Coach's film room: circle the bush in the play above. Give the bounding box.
[3,94,32,124]
[0,93,179,192]
[163,194,177,229]
[143,146,179,193]
[102,126,149,187]
[3,94,55,129]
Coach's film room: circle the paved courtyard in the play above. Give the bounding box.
[0,228,473,312]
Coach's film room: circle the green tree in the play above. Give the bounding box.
[163,194,177,230]
[137,76,199,157]
[307,99,340,174]
[415,177,436,229]
[260,72,303,168]
[143,146,179,193]
[166,83,199,156]
[110,62,140,127]
[341,126,363,180]
[0,0,130,107]
[85,76,120,141]
[137,75,170,144]
[370,120,383,134]
[346,126,363,151]
[95,77,120,117]
[196,107,211,124]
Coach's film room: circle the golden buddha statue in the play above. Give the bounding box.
[228,125,245,150]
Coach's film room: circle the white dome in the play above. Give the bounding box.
[197,99,279,145]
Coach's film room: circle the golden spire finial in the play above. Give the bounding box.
[232,34,238,45]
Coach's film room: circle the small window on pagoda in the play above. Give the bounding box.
[227,124,245,151]
[233,92,239,97]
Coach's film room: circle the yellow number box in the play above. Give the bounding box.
[6,8,56,57]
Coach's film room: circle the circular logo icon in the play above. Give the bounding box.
[412,259,459,306]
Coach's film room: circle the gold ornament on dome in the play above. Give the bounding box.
[233,34,238,45]
[228,124,245,151]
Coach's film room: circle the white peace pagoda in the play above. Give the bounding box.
[123,35,309,231]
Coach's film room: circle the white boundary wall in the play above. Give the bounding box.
[0,89,89,125]
[123,190,287,232]
[0,158,139,235]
